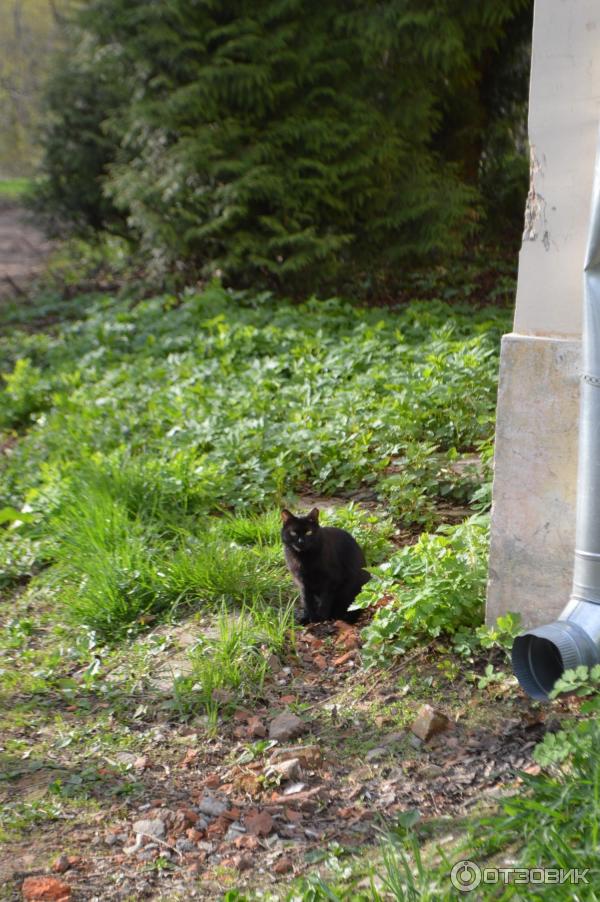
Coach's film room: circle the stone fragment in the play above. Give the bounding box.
[132,818,166,839]
[51,856,70,874]
[410,705,451,742]
[273,856,293,874]
[269,744,322,767]
[186,827,205,842]
[233,834,260,850]
[197,793,228,817]
[268,712,307,742]
[173,807,198,831]
[175,838,197,853]
[267,758,302,781]
[22,877,71,901]
[225,822,246,842]
[245,810,274,836]
[333,651,355,667]
[202,773,220,788]
[247,715,267,738]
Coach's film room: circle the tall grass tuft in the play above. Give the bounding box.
[181,600,296,711]
[52,484,172,639]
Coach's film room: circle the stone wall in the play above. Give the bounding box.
[487,1,600,628]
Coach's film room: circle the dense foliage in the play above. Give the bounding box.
[36,0,532,290]
[0,285,509,638]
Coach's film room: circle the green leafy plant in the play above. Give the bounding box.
[356,514,490,664]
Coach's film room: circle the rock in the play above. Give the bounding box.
[105,831,127,846]
[267,758,302,781]
[175,838,197,853]
[332,651,355,667]
[269,712,307,742]
[273,856,293,875]
[313,653,328,671]
[225,822,246,842]
[282,781,307,796]
[366,747,387,762]
[244,810,274,836]
[186,826,206,842]
[409,734,423,749]
[134,755,150,770]
[197,793,228,818]
[246,715,267,738]
[269,745,322,767]
[51,856,70,874]
[22,877,71,901]
[410,705,451,742]
[132,818,166,839]
[233,834,260,851]
[202,773,221,788]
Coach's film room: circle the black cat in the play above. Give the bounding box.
[281,507,370,624]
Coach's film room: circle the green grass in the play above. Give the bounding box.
[179,600,297,715]
[0,282,510,640]
[0,177,32,199]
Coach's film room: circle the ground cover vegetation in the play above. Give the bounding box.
[2,274,597,898]
[4,0,597,896]
[34,0,533,293]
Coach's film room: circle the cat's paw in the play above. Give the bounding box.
[296,610,311,626]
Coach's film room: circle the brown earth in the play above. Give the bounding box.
[0,613,573,901]
[0,203,52,300]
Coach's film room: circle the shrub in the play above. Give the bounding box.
[36,0,531,290]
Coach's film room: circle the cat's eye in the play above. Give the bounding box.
[306,530,313,535]
[289,530,297,537]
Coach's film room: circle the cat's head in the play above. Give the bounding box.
[281,507,320,553]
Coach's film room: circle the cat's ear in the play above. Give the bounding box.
[307,507,319,523]
[281,509,293,524]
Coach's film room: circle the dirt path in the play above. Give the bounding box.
[0,202,52,299]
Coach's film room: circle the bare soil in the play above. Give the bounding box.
[0,613,569,901]
[0,203,52,300]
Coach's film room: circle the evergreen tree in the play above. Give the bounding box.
[37,0,531,291]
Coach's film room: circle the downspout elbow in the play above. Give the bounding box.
[511,602,600,700]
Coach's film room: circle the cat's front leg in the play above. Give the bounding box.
[315,590,334,621]
[298,590,319,625]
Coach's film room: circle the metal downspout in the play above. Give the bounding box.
[511,129,600,699]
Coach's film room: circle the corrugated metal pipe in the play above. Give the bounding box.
[512,132,600,700]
